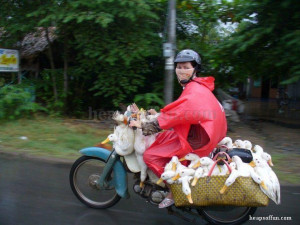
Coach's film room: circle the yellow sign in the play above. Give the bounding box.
[0,48,19,72]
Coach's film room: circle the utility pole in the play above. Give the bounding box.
[163,0,176,104]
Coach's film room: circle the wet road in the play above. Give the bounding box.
[0,155,299,225]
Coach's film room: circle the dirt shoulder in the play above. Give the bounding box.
[228,119,300,186]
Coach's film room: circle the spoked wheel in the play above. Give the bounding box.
[199,206,257,225]
[69,156,121,209]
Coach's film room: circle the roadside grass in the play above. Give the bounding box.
[271,153,300,185]
[0,116,112,160]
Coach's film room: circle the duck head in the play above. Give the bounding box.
[179,153,199,162]
[101,134,116,144]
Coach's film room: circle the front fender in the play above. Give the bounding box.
[80,147,129,198]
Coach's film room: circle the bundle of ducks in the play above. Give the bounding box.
[101,104,160,188]
[157,137,280,205]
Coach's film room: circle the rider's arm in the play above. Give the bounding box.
[141,119,162,136]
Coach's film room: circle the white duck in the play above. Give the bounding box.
[229,162,237,171]
[179,153,201,169]
[191,167,204,186]
[112,111,128,125]
[156,156,179,184]
[201,157,229,176]
[252,145,274,167]
[134,109,158,187]
[233,139,245,148]
[158,170,177,184]
[243,140,253,151]
[218,137,233,149]
[220,156,267,194]
[178,176,194,204]
[251,154,280,204]
[199,157,218,176]
[171,160,190,181]
[102,123,135,156]
[134,127,148,187]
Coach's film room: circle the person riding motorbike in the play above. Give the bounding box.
[129,49,227,208]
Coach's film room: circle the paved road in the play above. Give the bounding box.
[0,155,299,225]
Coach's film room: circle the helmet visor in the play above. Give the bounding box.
[174,55,195,63]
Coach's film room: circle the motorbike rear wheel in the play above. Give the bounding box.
[70,156,121,209]
[199,206,257,225]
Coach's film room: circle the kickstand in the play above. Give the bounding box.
[167,206,196,223]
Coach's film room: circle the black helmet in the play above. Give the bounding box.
[174,49,201,66]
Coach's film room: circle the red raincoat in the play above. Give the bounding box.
[143,77,227,177]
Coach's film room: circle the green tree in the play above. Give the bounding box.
[213,0,300,85]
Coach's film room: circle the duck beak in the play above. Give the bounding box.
[220,185,228,194]
[260,181,268,190]
[156,178,163,185]
[172,173,180,181]
[192,161,201,169]
[172,163,177,171]
[101,137,110,144]
[187,194,193,204]
[249,161,256,167]
[191,177,198,187]
[268,159,274,167]
[179,157,186,162]
[228,158,232,163]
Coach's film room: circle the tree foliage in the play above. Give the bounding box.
[213,0,300,84]
[1,0,299,118]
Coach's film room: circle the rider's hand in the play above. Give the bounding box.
[129,120,142,128]
[148,109,157,115]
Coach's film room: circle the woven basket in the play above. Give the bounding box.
[171,175,269,207]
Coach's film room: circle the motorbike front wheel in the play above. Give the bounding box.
[199,206,257,225]
[70,156,121,209]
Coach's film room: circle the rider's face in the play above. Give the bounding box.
[175,62,195,86]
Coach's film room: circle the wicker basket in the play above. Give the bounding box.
[170,175,269,207]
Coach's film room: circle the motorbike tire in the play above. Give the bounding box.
[70,156,121,209]
[199,206,257,225]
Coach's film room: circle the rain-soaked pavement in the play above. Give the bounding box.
[0,154,299,225]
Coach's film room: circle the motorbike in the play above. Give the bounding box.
[69,146,257,225]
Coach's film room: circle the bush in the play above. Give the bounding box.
[0,85,45,120]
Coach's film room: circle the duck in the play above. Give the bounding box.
[179,153,201,169]
[251,154,280,204]
[178,176,194,204]
[156,156,179,184]
[102,120,135,156]
[262,152,274,167]
[252,145,274,167]
[233,139,245,148]
[201,157,229,176]
[133,109,157,188]
[158,170,177,184]
[191,167,204,186]
[112,111,128,125]
[243,140,253,151]
[171,160,189,181]
[220,155,267,194]
[218,137,233,149]
[229,162,237,171]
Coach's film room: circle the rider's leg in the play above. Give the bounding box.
[158,183,174,208]
[143,130,186,177]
